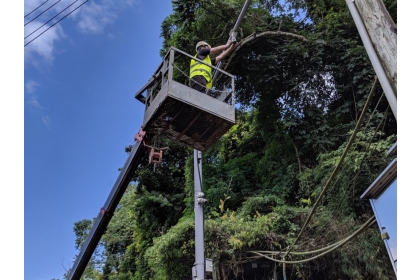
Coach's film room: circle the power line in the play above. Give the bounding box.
[282,77,379,259]
[286,80,387,255]
[25,0,78,40]
[24,0,90,47]
[245,215,376,264]
[25,0,50,18]
[24,0,62,26]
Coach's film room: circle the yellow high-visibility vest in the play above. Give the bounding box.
[190,54,212,89]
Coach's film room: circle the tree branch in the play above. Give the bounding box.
[200,3,231,24]
[292,141,302,174]
[223,30,327,71]
[212,22,230,40]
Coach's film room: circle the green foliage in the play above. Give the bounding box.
[296,130,396,217]
[144,218,195,279]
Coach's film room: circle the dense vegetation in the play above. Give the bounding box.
[67,0,397,279]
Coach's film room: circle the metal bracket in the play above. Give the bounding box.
[381,227,390,240]
[381,231,390,240]
[229,30,238,42]
[149,148,163,164]
[197,192,207,205]
[134,126,146,142]
[100,207,110,217]
[143,144,169,165]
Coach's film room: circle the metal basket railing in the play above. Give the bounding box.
[134,47,236,151]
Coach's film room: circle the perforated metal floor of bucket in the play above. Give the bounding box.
[143,97,234,151]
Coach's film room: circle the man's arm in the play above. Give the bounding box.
[210,40,233,54]
[214,41,238,64]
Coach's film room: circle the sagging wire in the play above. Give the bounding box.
[283,76,379,259]
[245,215,376,264]
[347,105,390,197]
[298,80,384,249]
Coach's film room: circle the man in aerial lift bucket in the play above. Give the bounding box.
[189,39,237,93]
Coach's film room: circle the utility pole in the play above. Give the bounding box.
[348,1,398,276]
[346,0,397,120]
[193,149,206,279]
[193,2,251,278]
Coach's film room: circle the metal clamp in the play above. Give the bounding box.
[197,192,207,205]
[229,30,238,42]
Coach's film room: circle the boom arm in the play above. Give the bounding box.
[212,0,252,81]
[67,133,148,280]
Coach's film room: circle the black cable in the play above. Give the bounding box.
[24,0,90,47]
[294,82,386,253]
[283,76,379,259]
[24,0,62,26]
[246,216,376,264]
[25,0,78,40]
[196,150,203,190]
[25,0,49,18]
[297,76,389,253]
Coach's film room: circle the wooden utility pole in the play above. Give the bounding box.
[355,0,397,93]
[349,1,398,276]
[346,0,397,120]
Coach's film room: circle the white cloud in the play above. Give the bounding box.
[107,32,116,40]
[24,19,64,65]
[76,1,118,34]
[74,0,141,33]
[25,80,39,94]
[25,80,44,109]
[42,115,51,126]
[27,97,44,109]
[24,0,141,65]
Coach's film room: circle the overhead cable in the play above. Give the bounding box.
[247,215,375,264]
[294,79,386,253]
[24,0,90,47]
[25,0,50,18]
[283,76,379,259]
[349,82,384,157]
[24,0,62,26]
[25,0,78,40]
[349,105,390,187]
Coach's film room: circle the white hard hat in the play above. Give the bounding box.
[196,41,211,51]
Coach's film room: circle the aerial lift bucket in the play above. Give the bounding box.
[135,47,235,152]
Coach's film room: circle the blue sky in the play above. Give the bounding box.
[21,0,173,279]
